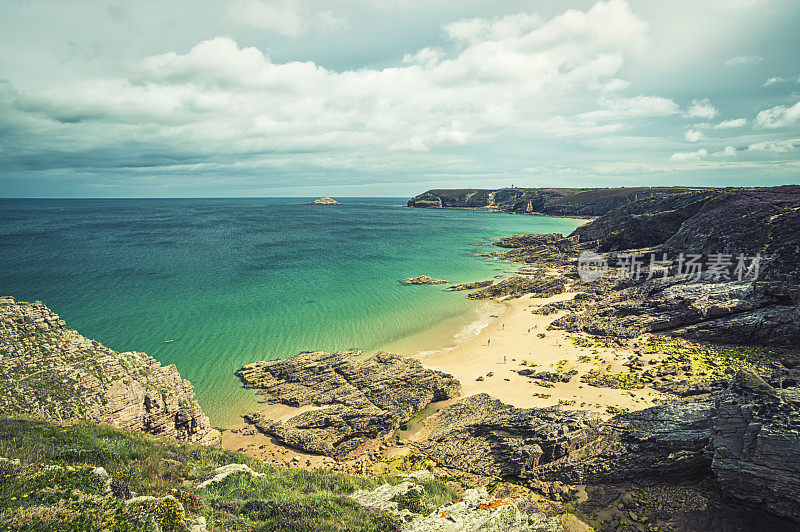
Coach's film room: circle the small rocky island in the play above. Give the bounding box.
[400,275,448,285]
[306,197,343,205]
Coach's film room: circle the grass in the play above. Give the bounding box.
[0,417,455,531]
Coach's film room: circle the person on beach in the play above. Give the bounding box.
[504,356,507,364]
[488,338,491,346]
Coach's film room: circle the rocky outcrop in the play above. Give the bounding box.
[711,371,800,521]
[352,480,563,532]
[468,276,565,300]
[237,350,460,458]
[532,401,715,484]
[0,297,221,446]
[407,187,705,216]
[550,276,800,346]
[446,280,494,291]
[401,275,448,285]
[420,394,602,477]
[550,186,800,347]
[420,370,800,522]
[305,197,342,205]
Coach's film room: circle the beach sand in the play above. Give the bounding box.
[418,292,663,414]
[222,289,665,467]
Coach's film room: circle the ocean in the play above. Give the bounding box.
[0,198,584,425]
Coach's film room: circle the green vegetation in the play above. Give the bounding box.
[389,482,452,516]
[0,417,454,531]
[646,337,776,382]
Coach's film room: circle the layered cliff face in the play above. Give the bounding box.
[558,185,800,347]
[0,297,221,446]
[407,187,705,216]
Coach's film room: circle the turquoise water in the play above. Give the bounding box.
[0,198,584,425]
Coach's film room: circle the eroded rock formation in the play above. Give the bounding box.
[420,394,602,477]
[237,350,460,458]
[0,297,220,445]
[421,370,800,522]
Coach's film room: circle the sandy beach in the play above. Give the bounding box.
[417,292,663,414]
[222,287,666,466]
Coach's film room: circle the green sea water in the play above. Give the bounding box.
[0,198,584,425]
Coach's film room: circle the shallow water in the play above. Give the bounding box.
[0,197,584,425]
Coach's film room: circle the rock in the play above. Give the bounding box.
[420,394,602,477]
[446,280,494,291]
[550,277,800,348]
[305,197,342,205]
[196,463,265,489]
[468,276,565,300]
[238,350,460,458]
[711,369,800,521]
[559,185,800,348]
[351,481,564,532]
[518,370,573,383]
[401,275,448,285]
[0,298,220,446]
[532,401,715,484]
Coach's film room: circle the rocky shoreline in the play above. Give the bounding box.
[229,184,800,530]
[5,184,800,530]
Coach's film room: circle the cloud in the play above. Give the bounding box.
[225,0,345,37]
[763,77,785,87]
[747,138,800,152]
[670,149,707,161]
[724,55,762,66]
[578,95,679,121]
[710,146,737,157]
[755,100,800,129]
[4,1,657,164]
[687,98,717,119]
[684,129,703,142]
[714,118,747,129]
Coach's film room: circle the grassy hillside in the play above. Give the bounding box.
[0,417,455,531]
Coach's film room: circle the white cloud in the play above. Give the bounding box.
[314,9,347,31]
[11,2,657,158]
[684,129,703,142]
[763,77,785,87]
[747,138,800,152]
[687,98,717,119]
[755,100,800,128]
[724,55,762,67]
[710,146,737,157]
[579,95,679,121]
[714,118,747,129]
[670,149,707,161]
[226,0,345,37]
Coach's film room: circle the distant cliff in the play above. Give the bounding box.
[407,186,708,217]
[0,297,221,445]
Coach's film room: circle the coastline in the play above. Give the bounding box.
[221,273,665,465]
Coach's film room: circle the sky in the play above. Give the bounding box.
[1,0,799,197]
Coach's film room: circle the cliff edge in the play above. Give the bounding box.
[0,297,221,446]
